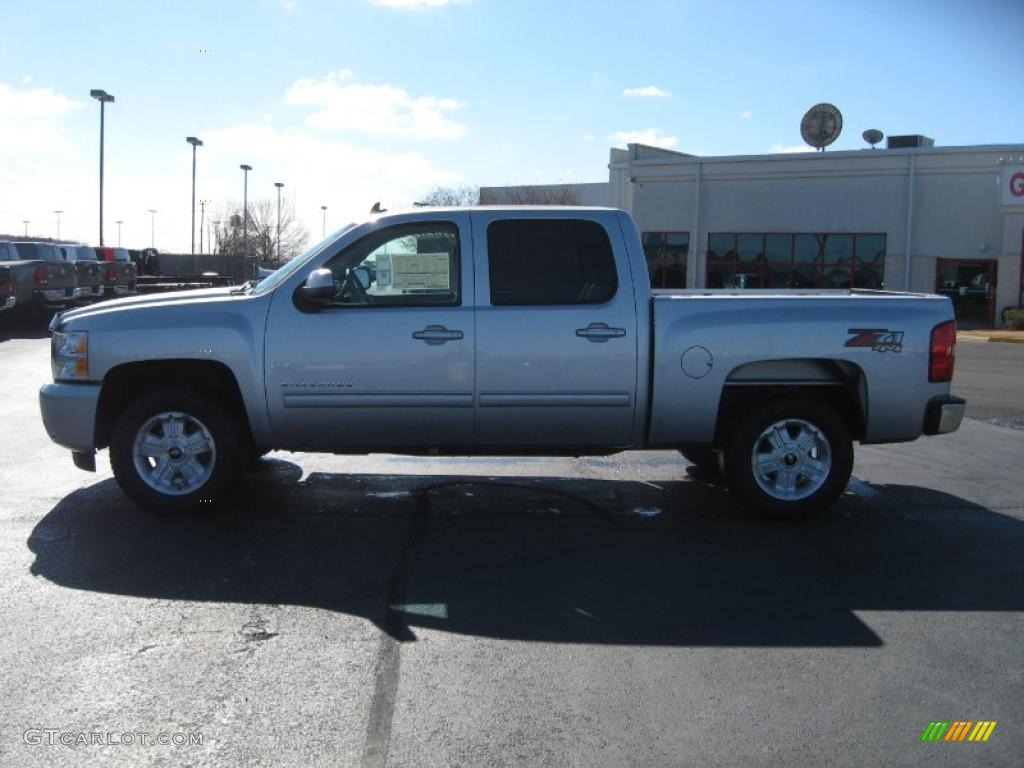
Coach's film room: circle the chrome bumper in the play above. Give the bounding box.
[39,382,102,454]
[35,287,75,305]
[923,395,966,436]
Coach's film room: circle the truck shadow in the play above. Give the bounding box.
[28,462,1024,647]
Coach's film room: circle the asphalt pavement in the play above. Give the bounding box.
[0,326,1021,767]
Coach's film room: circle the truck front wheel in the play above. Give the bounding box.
[724,398,853,519]
[109,388,244,513]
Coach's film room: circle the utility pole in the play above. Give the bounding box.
[274,182,284,264]
[199,200,207,255]
[240,164,253,278]
[186,136,203,255]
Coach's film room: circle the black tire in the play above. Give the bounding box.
[724,397,853,520]
[109,387,245,514]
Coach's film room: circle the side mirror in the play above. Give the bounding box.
[352,266,372,289]
[301,268,335,303]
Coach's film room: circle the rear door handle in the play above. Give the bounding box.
[412,324,464,345]
[576,322,626,342]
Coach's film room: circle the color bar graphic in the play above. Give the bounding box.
[968,721,997,742]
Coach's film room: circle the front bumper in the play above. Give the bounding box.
[39,381,102,454]
[923,395,966,436]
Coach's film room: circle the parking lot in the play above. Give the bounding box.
[0,322,1021,767]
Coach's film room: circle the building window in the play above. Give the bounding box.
[642,232,689,288]
[707,233,886,289]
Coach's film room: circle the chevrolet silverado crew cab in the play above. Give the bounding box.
[39,207,965,518]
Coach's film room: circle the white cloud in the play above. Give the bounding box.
[20,75,32,85]
[285,71,466,139]
[582,133,595,142]
[740,109,752,119]
[370,0,470,8]
[771,143,813,154]
[280,0,297,10]
[0,83,84,156]
[0,79,461,251]
[621,85,670,98]
[610,129,678,149]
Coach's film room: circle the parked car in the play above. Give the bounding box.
[0,264,15,313]
[0,241,79,316]
[93,246,138,297]
[57,244,105,303]
[41,207,964,519]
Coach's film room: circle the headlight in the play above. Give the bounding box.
[52,330,89,381]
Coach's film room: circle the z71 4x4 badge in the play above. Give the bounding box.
[845,328,905,353]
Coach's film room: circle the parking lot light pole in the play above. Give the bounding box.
[148,209,157,248]
[186,136,203,256]
[90,89,115,246]
[199,200,207,255]
[54,210,63,240]
[240,164,253,278]
[22,220,29,237]
[115,220,123,247]
[274,182,284,264]
[321,205,327,238]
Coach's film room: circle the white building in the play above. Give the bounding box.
[481,141,1024,328]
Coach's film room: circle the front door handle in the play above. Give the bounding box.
[576,322,626,342]
[412,324,464,345]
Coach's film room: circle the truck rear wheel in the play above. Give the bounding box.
[109,388,244,513]
[724,397,852,519]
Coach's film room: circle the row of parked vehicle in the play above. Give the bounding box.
[0,241,137,320]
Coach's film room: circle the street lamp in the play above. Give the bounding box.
[22,220,29,237]
[274,182,284,264]
[186,136,203,255]
[148,209,157,248]
[321,205,327,238]
[115,220,123,247]
[54,210,63,240]
[90,88,115,246]
[240,164,253,278]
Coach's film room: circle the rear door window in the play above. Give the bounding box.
[486,219,617,306]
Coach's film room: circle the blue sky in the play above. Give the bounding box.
[1,0,1022,252]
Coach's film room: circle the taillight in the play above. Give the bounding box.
[106,266,116,283]
[34,266,49,284]
[929,320,956,382]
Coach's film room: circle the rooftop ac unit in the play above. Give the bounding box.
[887,134,934,149]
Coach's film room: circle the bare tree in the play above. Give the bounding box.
[480,184,581,205]
[419,185,480,206]
[213,198,309,266]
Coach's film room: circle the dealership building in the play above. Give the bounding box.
[481,140,1024,328]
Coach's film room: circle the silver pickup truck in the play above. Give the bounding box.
[39,207,964,519]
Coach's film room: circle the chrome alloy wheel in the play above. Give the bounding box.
[132,411,217,496]
[750,418,832,501]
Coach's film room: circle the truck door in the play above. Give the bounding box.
[264,214,475,449]
[471,211,639,448]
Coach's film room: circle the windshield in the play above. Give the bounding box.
[250,222,357,295]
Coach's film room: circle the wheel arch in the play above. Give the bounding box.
[714,358,867,445]
[95,359,253,450]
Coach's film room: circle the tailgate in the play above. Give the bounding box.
[75,261,103,287]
